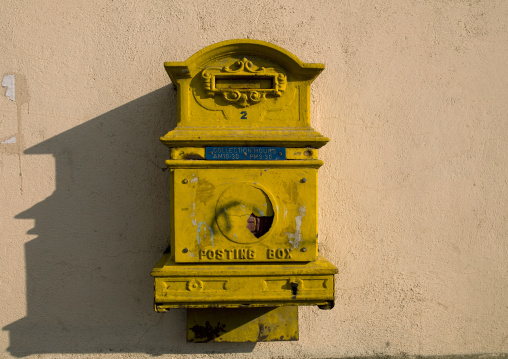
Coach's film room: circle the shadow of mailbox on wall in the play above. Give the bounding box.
[4,87,256,356]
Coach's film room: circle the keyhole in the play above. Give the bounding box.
[291,282,298,296]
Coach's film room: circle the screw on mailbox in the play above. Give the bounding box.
[301,178,307,183]
[182,248,189,253]
[182,179,188,184]
[301,247,307,252]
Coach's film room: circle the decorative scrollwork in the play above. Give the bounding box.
[222,58,265,74]
[201,58,286,108]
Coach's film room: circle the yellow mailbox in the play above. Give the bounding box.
[151,39,337,342]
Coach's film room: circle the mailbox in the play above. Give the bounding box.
[151,39,337,342]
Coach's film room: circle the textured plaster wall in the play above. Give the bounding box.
[1,1,507,358]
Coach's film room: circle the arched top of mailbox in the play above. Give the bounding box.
[165,39,324,84]
[161,39,329,149]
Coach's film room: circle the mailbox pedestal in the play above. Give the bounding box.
[151,40,337,342]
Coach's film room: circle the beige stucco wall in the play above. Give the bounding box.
[1,1,507,358]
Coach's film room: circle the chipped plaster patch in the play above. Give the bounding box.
[2,75,15,101]
[1,136,16,144]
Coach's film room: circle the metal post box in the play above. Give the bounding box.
[151,39,337,342]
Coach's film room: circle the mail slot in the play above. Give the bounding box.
[215,76,274,90]
[151,39,337,342]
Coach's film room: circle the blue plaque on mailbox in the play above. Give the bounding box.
[205,147,286,161]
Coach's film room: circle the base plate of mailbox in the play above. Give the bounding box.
[187,306,298,342]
